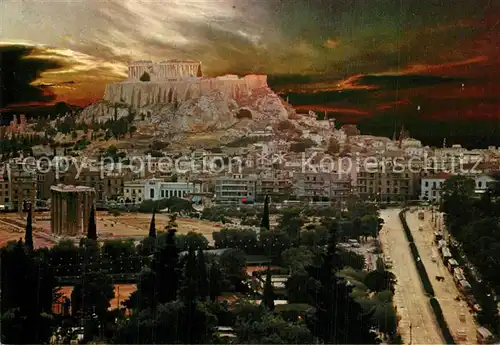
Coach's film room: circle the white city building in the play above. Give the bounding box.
[144,179,200,201]
[420,172,452,202]
[420,173,497,202]
[123,180,145,204]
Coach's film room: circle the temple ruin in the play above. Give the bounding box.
[50,185,95,236]
[128,60,202,81]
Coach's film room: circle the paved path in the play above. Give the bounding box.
[379,209,443,345]
[406,209,477,344]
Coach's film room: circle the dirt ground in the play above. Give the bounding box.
[58,284,137,311]
[406,209,477,344]
[379,208,444,345]
[0,211,222,247]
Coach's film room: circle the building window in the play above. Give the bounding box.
[478,181,482,188]
[161,190,165,198]
[433,182,436,188]
[425,181,429,187]
[150,189,154,199]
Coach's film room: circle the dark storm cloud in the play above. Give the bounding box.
[353,75,464,90]
[284,89,376,107]
[266,75,319,88]
[0,45,62,107]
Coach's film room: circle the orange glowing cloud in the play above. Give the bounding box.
[377,100,410,111]
[402,56,488,75]
[295,105,371,116]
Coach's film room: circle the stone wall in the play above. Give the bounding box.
[104,74,268,108]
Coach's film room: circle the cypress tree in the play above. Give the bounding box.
[208,261,223,302]
[152,218,179,303]
[196,248,209,301]
[87,204,97,241]
[261,195,270,230]
[262,266,275,311]
[25,203,34,251]
[179,247,198,302]
[307,224,377,344]
[149,209,156,238]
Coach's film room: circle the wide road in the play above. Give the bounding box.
[379,209,443,345]
[406,209,477,344]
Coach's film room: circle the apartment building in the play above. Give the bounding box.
[7,161,37,211]
[293,172,351,201]
[0,173,10,208]
[37,162,126,202]
[356,162,419,202]
[256,171,293,201]
[214,174,257,204]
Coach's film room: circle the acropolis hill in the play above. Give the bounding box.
[80,59,297,145]
[103,60,269,107]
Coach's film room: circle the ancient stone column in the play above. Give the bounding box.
[54,191,62,235]
[50,189,55,234]
[61,192,67,235]
[82,192,88,234]
[76,191,82,235]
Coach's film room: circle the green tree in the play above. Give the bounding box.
[235,312,313,344]
[440,175,475,237]
[208,260,224,302]
[278,207,304,242]
[87,204,97,240]
[25,204,34,251]
[196,249,209,301]
[148,209,156,238]
[364,269,397,293]
[261,195,270,230]
[124,267,156,311]
[281,246,314,273]
[71,271,114,340]
[305,228,378,344]
[1,240,55,344]
[114,300,217,344]
[179,247,198,302]
[260,230,292,257]
[176,231,209,251]
[371,302,398,337]
[262,267,276,311]
[152,221,180,303]
[219,249,246,291]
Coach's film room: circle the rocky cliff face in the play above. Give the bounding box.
[80,74,293,142]
[103,74,268,107]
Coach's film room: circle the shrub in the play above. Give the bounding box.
[409,243,435,296]
[429,298,456,344]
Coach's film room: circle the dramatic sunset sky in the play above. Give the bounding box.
[1,0,499,132]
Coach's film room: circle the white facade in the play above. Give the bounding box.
[123,181,145,203]
[420,174,496,202]
[420,174,450,202]
[144,180,198,201]
[474,175,496,193]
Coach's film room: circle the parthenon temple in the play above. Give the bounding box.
[128,60,202,81]
[50,185,95,236]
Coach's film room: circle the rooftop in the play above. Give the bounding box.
[50,184,95,193]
